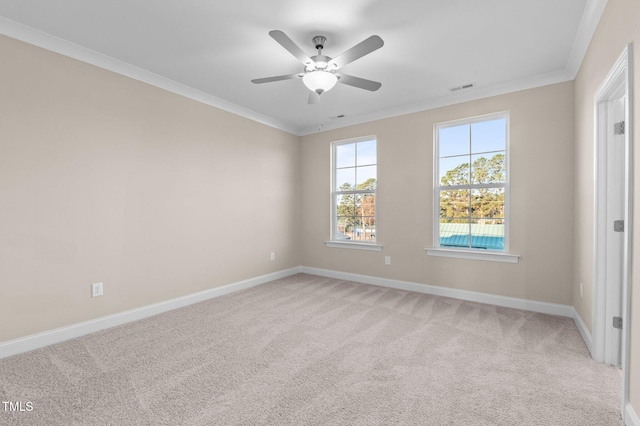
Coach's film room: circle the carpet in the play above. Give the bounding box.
[0,273,622,425]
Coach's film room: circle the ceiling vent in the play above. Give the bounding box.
[449,83,475,92]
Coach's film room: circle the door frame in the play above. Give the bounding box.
[592,43,633,417]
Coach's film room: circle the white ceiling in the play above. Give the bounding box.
[0,0,606,136]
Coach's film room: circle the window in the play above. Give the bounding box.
[434,112,509,252]
[331,137,377,245]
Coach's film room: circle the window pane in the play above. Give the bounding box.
[356,165,376,189]
[471,152,505,184]
[336,216,354,240]
[356,140,376,166]
[439,220,470,248]
[335,167,355,190]
[471,118,506,154]
[471,188,505,219]
[470,219,504,250]
[439,124,469,157]
[439,189,469,220]
[352,217,376,242]
[439,156,469,185]
[356,193,376,218]
[336,143,355,168]
[336,194,355,217]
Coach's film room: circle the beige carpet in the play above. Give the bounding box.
[0,273,622,425]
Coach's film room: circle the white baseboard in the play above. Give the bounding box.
[300,266,575,318]
[572,308,593,355]
[0,266,590,360]
[0,267,301,360]
[627,403,640,426]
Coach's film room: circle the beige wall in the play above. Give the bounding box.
[573,0,640,415]
[300,82,575,305]
[0,35,301,343]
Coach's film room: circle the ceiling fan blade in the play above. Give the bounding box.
[337,73,382,91]
[328,35,384,70]
[308,92,320,104]
[251,73,302,84]
[269,30,314,66]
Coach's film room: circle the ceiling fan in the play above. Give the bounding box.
[251,30,384,104]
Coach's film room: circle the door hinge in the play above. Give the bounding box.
[614,121,625,135]
[614,220,624,232]
[613,316,623,329]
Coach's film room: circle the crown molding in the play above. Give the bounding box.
[565,0,609,77]
[299,69,574,135]
[0,17,299,136]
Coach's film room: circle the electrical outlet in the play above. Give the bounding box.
[270,251,275,261]
[91,282,103,298]
[580,282,583,298]
[385,256,391,265]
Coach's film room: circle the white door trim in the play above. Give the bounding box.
[592,43,633,419]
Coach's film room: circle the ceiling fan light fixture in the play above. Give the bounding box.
[303,70,338,94]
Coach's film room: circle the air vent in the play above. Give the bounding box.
[449,83,475,92]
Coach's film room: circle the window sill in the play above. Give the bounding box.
[325,241,383,251]
[425,247,519,263]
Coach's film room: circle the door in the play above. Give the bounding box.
[593,42,633,423]
[603,95,625,366]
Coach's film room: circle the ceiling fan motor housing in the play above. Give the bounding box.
[312,35,326,50]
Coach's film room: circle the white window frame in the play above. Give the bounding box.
[427,111,519,263]
[325,136,382,251]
